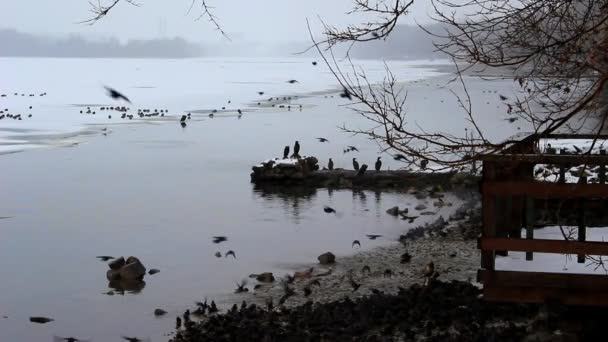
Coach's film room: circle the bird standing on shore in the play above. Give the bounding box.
[328,158,334,170]
[293,141,300,158]
[375,157,382,171]
[283,146,290,159]
[357,164,368,176]
[352,158,359,171]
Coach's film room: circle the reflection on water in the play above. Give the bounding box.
[253,183,318,224]
[108,279,146,295]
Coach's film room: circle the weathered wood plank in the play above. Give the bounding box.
[483,286,608,306]
[482,182,608,199]
[478,270,608,290]
[479,237,608,255]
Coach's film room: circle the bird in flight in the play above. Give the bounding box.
[104,86,131,103]
[323,206,336,214]
[225,250,236,258]
[212,236,228,244]
[352,240,361,248]
[96,256,114,261]
[317,137,330,143]
[287,80,299,84]
[343,146,359,154]
[340,87,352,100]
[366,234,382,240]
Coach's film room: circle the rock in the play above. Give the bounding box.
[108,257,125,270]
[119,258,146,280]
[400,253,412,263]
[318,252,336,265]
[256,272,275,283]
[154,309,167,317]
[148,269,160,275]
[415,204,427,211]
[399,208,409,215]
[433,201,445,207]
[386,206,400,216]
[106,269,121,281]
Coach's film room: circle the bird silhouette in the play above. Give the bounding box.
[340,87,352,100]
[225,250,236,258]
[357,164,368,176]
[212,236,228,244]
[214,252,222,258]
[312,61,318,66]
[176,317,182,330]
[180,115,187,122]
[323,206,336,214]
[53,337,90,342]
[30,316,53,324]
[104,86,131,103]
[293,141,300,158]
[258,91,265,95]
[400,215,418,223]
[344,146,359,154]
[352,158,360,171]
[366,234,382,240]
[234,280,249,293]
[96,256,114,261]
[283,145,290,159]
[375,157,382,171]
[499,94,508,101]
[352,240,361,248]
[122,337,147,342]
[328,158,334,170]
[316,137,329,143]
[287,80,299,84]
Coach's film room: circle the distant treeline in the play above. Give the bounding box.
[0,29,203,58]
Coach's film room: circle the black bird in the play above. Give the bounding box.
[234,280,248,293]
[352,240,361,248]
[420,159,429,169]
[317,137,329,143]
[401,215,419,223]
[303,286,312,297]
[349,276,361,292]
[499,94,508,101]
[573,145,582,153]
[96,256,114,261]
[328,158,334,170]
[53,337,89,342]
[323,206,336,214]
[181,122,187,128]
[352,158,359,171]
[283,145,290,159]
[176,317,182,330]
[104,86,131,103]
[225,250,236,258]
[122,337,144,342]
[237,109,242,115]
[375,157,382,171]
[312,61,318,66]
[366,234,382,240]
[287,80,299,84]
[357,164,367,176]
[293,141,300,157]
[209,301,219,313]
[340,87,352,100]
[212,236,228,244]
[180,115,187,122]
[258,91,265,95]
[394,154,406,161]
[344,145,359,154]
[30,316,53,324]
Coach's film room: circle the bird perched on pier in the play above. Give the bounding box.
[352,158,360,171]
[283,145,290,159]
[352,240,361,248]
[375,157,382,171]
[328,158,334,170]
[105,86,131,103]
[293,141,301,158]
[357,164,368,176]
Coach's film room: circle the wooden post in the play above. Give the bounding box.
[559,148,566,183]
[525,196,535,261]
[578,176,587,263]
[482,161,497,270]
[600,150,606,184]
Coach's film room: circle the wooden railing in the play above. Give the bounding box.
[478,134,608,306]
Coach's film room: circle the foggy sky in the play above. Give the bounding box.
[0,1,435,44]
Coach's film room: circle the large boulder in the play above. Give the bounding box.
[318,252,336,265]
[108,257,125,270]
[106,269,121,281]
[120,257,147,280]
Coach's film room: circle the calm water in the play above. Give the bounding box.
[0,57,519,341]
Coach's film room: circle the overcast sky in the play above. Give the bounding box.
[0,0,435,43]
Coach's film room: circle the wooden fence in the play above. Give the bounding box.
[478,134,608,306]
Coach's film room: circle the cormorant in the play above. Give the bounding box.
[352,158,359,171]
[293,141,300,157]
[328,158,334,170]
[180,115,187,122]
[283,145,290,159]
[357,164,368,176]
[375,157,382,171]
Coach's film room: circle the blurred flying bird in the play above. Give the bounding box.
[104,86,131,103]
[323,206,336,214]
[212,236,228,244]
